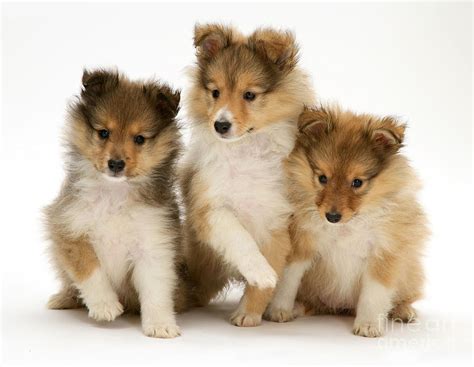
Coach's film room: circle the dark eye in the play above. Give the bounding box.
[318,175,328,184]
[134,135,145,145]
[212,89,220,99]
[98,129,109,139]
[352,179,363,188]
[243,91,256,101]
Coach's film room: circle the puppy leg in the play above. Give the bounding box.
[207,208,278,289]
[264,260,312,322]
[230,228,291,327]
[265,221,315,322]
[133,245,180,339]
[389,302,417,323]
[51,235,123,322]
[353,272,394,337]
[47,284,83,310]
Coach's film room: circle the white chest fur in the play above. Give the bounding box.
[187,122,295,245]
[62,176,172,290]
[307,213,383,309]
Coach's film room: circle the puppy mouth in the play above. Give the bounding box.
[213,127,255,143]
[102,171,127,182]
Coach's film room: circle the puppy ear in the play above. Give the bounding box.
[81,69,119,98]
[298,107,332,138]
[143,83,180,120]
[370,117,406,154]
[194,23,235,59]
[249,28,299,72]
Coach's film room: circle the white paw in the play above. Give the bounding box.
[142,323,181,338]
[87,299,124,322]
[239,257,277,289]
[353,319,385,338]
[230,311,262,327]
[264,307,296,323]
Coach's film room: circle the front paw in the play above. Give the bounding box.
[142,322,181,338]
[239,258,277,289]
[353,318,385,338]
[264,307,296,323]
[87,299,124,322]
[230,311,262,327]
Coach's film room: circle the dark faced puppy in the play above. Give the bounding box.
[45,69,186,338]
[267,106,428,338]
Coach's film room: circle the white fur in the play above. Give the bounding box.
[304,208,392,310]
[79,268,123,322]
[353,273,394,337]
[182,121,296,287]
[266,260,312,321]
[61,163,179,336]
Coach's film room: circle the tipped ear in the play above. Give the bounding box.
[370,117,406,153]
[143,83,180,120]
[249,28,299,72]
[81,69,119,98]
[194,23,235,59]
[298,107,331,138]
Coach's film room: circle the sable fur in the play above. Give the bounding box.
[45,69,188,338]
[180,24,314,327]
[267,105,428,337]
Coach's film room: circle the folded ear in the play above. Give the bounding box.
[194,23,236,60]
[249,28,299,72]
[81,69,119,98]
[370,116,406,154]
[143,82,180,120]
[298,107,332,138]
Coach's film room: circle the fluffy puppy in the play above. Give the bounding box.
[267,106,428,337]
[45,69,185,338]
[180,24,314,326]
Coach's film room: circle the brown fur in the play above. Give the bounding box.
[185,24,312,139]
[287,105,428,321]
[45,69,190,315]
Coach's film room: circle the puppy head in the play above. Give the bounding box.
[295,106,405,224]
[68,69,180,181]
[189,24,303,142]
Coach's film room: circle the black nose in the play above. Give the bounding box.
[325,212,342,223]
[108,159,125,173]
[214,120,232,134]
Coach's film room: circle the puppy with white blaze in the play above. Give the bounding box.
[266,106,428,337]
[180,24,314,326]
[45,69,187,338]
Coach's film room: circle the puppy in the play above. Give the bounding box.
[267,106,428,337]
[45,69,185,338]
[180,24,314,326]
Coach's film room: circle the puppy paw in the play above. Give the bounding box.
[390,303,417,323]
[353,319,384,338]
[87,299,124,322]
[142,323,181,339]
[47,291,82,310]
[230,311,262,327]
[264,307,295,323]
[239,258,277,289]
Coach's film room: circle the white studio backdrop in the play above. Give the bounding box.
[1,1,472,366]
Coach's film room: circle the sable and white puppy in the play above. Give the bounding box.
[45,69,186,338]
[267,106,428,337]
[180,24,314,326]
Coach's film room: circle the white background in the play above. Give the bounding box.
[1,1,472,366]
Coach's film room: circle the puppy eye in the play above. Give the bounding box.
[318,175,328,184]
[352,179,363,188]
[134,135,145,145]
[243,91,256,101]
[98,129,109,139]
[211,89,220,99]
